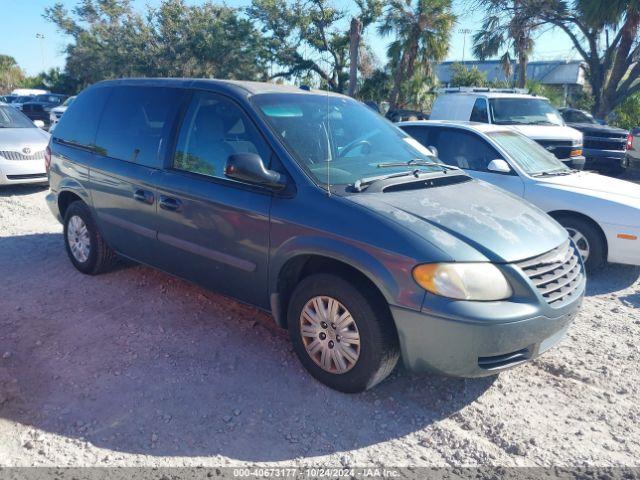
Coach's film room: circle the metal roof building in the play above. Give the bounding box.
[436,60,586,87]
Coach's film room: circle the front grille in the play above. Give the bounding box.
[516,240,584,305]
[535,139,573,159]
[0,150,45,161]
[478,348,530,370]
[584,134,627,151]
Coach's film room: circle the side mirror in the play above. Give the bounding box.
[487,159,512,174]
[33,120,45,129]
[224,153,286,190]
[428,145,439,157]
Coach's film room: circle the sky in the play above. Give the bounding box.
[1,0,579,77]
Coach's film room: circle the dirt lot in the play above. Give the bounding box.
[0,183,639,468]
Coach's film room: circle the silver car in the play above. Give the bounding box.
[0,103,50,185]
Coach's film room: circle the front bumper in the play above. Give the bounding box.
[601,222,640,266]
[0,158,48,185]
[559,155,585,170]
[391,292,583,377]
[583,148,626,170]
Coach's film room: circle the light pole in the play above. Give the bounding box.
[458,28,472,65]
[36,33,45,72]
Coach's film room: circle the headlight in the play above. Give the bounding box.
[412,263,512,301]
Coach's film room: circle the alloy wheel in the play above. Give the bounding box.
[566,227,590,263]
[67,215,91,263]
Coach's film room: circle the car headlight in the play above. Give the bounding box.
[412,263,512,301]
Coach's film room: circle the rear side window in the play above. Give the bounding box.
[430,128,502,172]
[469,98,489,123]
[53,87,110,148]
[400,126,432,148]
[94,86,183,168]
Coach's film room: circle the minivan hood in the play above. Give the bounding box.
[348,178,567,263]
[508,124,583,142]
[0,127,49,151]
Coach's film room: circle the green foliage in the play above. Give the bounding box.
[0,55,24,94]
[45,0,269,89]
[611,94,640,130]
[358,68,392,103]
[247,0,382,93]
[526,81,564,108]
[20,68,80,95]
[378,0,455,108]
[449,63,487,87]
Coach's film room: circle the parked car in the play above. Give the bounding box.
[21,94,68,127]
[399,120,640,270]
[10,95,36,110]
[48,96,76,131]
[430,88,585,170]
[0,102,50,185]
[46,79,584,392]
[559,108,628,174]
[625,127,640,172]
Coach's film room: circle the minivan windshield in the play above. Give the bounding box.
[487,130,569,175]
[252,93,443,186]
[489,98,564,126]
[0,105,36,128]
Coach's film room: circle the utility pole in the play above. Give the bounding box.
[348,17,362,98]
[458,28,472,65]
[36,33,46,72]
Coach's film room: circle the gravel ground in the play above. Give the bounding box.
[0,182,639,469]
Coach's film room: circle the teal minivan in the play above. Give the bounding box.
[46,79,585,392]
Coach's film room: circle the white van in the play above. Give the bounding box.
[430,88,585,169]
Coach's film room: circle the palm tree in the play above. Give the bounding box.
[472,0,538,89]
[378,0,455,108]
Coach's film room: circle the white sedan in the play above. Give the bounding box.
[399,120,640,269]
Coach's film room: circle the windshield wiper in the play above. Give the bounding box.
[377,159,460,171]
[351,170,422,192]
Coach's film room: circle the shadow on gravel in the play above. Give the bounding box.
[0,184,48,197]
[586,263,640,295]
[0,232,495,462]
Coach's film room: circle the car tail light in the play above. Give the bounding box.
[627,133,633,150]
[44,145,51,173]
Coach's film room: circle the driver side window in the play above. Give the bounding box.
[173,92,269,179]
[431,128,504,173]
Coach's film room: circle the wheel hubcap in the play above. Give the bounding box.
[566,227,590,263]
[300,296,361,374]
[67,215,91,263]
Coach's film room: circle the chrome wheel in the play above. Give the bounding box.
[299,296,361,374]
[567,227,590,263]
[67,215,91,263]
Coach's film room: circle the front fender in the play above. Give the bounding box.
[269,234,425,327]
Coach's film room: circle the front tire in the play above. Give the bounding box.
[287,274,399,393]
[556,215,605,271]
[63,201,117,275]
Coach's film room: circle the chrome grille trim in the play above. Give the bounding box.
[516,240,584,305]
[0,150,45,161]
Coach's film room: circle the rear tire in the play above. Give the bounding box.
[63,201,117,275]
[287,273,399,393]
[556,215,605,271]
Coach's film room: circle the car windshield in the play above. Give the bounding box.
[563,109,597,124]
[487,130,569,175]
[62,96,76,107]
[34,94,63,104]
[490,98,564,126]
[252,93,442,186]
[0,105,36,128]
[14,96,33,103]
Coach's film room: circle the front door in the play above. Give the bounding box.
[154,91,273,308]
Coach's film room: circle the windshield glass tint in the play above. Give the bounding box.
[252,93,441,185]
[489,98,563,126]
[487,130,568,175]
[0,106,36,128]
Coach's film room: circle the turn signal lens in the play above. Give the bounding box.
[570,149,583,157]
[412,263,512,301]
[627,134,634,150]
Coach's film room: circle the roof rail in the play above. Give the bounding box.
[436,87,529,94]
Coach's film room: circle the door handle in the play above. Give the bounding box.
[159,195,183,212]
[133,189,154,205]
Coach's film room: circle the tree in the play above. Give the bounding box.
[348,17,363,96]
[538,0,640,118]
[45,0,269,88]
[472,0,539,88]
[247,0,382,93]
[378,0,455,108]
[21,67,80,95]
[0,55,24,94]
[449,62,488,86]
